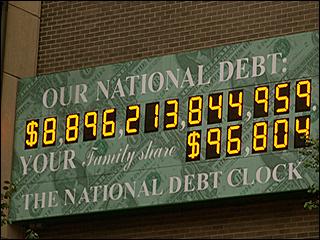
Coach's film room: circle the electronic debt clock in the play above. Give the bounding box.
[10,30,319,222]
[24,79,313,160]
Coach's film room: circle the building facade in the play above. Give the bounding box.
[1,1,319,239]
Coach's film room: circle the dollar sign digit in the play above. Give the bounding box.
[26,120,38,147]
[188,131,200,159]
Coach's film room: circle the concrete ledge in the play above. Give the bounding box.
[10,1,41,18]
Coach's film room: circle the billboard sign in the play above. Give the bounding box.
[10,30,319,221]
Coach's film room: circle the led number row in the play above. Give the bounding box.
[187,79,312,126]
[24,100,179,149]
[186,116,311,161]
[24,79,312,150]
[254,79,311,118]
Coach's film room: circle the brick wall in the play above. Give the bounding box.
[37,1,319,75]
[35,1,319,239]
[36,196,319,239]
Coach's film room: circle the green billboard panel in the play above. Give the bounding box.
[10,31,319,221]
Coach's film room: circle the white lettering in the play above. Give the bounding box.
[272,164,286,182]
[236,58,249,79]
[267,53,282,74]
[252,56,265,77]
[75,84,88,104]
[184,174,195,192]
[227,169,241,187]
[166,69,180,89]
[289,162,302,180]
[34,153,48,174]
[256,166,271,184]
[20,155,33,175]
[111,79,125,98]
[43,88,58,108]
[169,176,181,194]
[126,75,139,96]
[63,150,76,170]
[34,192,46,209]
[48,191,59,208]
[180,67,195,87]
[219,61,233,82]
[96,80,110,100]
[22,194,33,210]
[148,72,164,92]
[197,65,210,85]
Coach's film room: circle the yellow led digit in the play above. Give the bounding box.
[43,117,56,146]
[66,114,79,143]
[228,90,243,121]
[209,94,222,119]
[145,102,159,133]
[227,125,241,155]
[229,91,242,116]
[208,93,223,124]
[154,103,159,128]
[165,99,178,129]
[207,128,221,154]
[253,122,267,152]
[294,116,311,148]
[273,119,288,150]
[26,121,38,147]
[297,80,311,107]
[255,86,269,113]
[296,80,311,113]
[275,83,289,113]
[102,109,115,137]
[85,111,97,137]
[126,105,140,134]
[83,111,98,141]
[186,130,201,161]
[25,120,39,149]
[188,96,202,126]
[295,117,310,138]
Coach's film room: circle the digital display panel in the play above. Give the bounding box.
[10,31,319,222]
[23,81,313,156]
